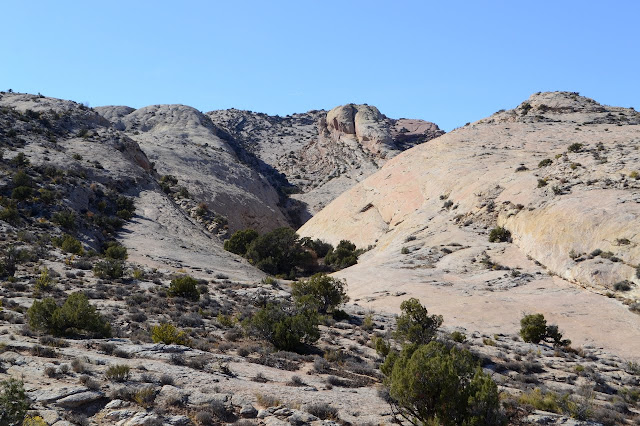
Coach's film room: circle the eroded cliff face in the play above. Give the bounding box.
[298,92,640,357]
[208,104,443,218]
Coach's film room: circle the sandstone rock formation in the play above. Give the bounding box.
[209,104,443,218]
[299,92,640,359]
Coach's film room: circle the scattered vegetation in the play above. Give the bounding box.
[224,227,360,277]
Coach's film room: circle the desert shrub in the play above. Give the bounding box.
[538,158,553,167]
[27,292,111,338]
[52,210,76,230]
[450,331,467,343]
[305,402,339,420]
[93,259,123,279]
[54,234,84,255]
[613,281,631,291]
[12,170,31,187]
[291,273,348,314]
[256,393,281,408]
[520,313,547,344]
[488,227,511,243]
[22,415,47,426]
[0,378,30,425]
[11,153,29,167]
[168,275,200,301]
[11,186,32,201]
[133,386,156,408]
[520,313,570,347]
[325,240,359,269]
[105,364,130,382]
[518,388,561,413]
[300,237,333,258]
[382,341,502,425]
[0,205,20,224]
[116,196,135,220]
[245,302,319,352]
[104,242,127,260]
[151,323,191,346]
[568,143,583,153]
[394,298,443,345]
[223,229,259,255]
[34,267,55,293]
[245,227,311,276]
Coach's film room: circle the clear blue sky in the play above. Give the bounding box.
[1,1,638,131]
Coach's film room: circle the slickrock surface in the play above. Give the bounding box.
[299,92,640,360]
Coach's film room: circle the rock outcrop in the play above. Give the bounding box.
[299,92,640,359]
[208,104,443,218]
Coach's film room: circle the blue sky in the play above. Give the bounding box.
[1,1,638,131]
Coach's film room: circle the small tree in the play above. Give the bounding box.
[488,227,511,243]
[0,378,30,425]
[291,273,348,314]
[394,298,443,345]
[27,292,111,338]
[520,313,570,347]
[93,259,123,279]
[245,302,319,352]
[520,313,547,343]
[224,229,259,256]
[383,342,502,425]
[168,275,200,301]
[325,240,359,269]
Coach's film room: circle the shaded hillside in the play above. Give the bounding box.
[208,104,444,218]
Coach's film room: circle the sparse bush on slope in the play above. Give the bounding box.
[27,292,111,338]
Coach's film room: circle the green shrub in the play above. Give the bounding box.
[517,388,569,413]
[0,378,30,425]
[12,170,31,187]
[394,298,443,345]
[34,268,55,293]
[245,302,319,352]
[383,341,502,425]
[104,242,127,260]
[52,210,76,229]
[168,275,200,301]
[223,229,259,255]
[0,205,20,224]
[520,313,547,344]
[151,323,191,346]
[11,186,32,201]
[11,152,29,167]
[291,273,348,314]
[520,313,570,347]
[245,227,311,276]
[488,227,511,243]
[450,331,467,343]
[300,237,333,258]
[56,234,84,255]
[567,143,583,153]
[27,292,111,338]
[324,240,359,269]
[538,158,553,167]
[93,259,123,279]
[105,364,130,382]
